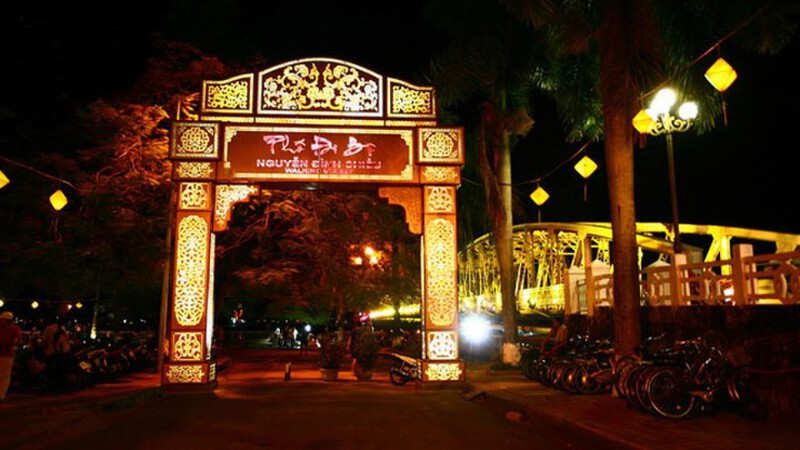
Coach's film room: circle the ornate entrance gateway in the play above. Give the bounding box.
[164,58,465,387]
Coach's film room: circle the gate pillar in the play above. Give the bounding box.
[421,184,465,383]
[162,123,222,388]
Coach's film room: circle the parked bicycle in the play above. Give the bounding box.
[614,332,763,419]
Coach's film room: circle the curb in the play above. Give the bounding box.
[465,380,647,450]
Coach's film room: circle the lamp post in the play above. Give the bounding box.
[643,88,698,254]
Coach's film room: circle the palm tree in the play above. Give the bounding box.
[503,0,798,356]
[426,0,538,364]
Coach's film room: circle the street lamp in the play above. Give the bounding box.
[637,87,698,254]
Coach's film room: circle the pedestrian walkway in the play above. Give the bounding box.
[465,363,800,450]
[2,349,799,450]
[0,369,162,416]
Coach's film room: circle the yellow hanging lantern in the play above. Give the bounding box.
[31,300,40,309]
[574,156,597,179]
[50,189,68,211]
[705,57,737,92]
[530,186,550,206]
[0,170,9,189]
[632,109,655,134]
[574,155,598,202]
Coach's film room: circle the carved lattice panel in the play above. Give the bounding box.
[425,217,457,327]
[202,73,253,114]
[258,59,383,117]
[179,183,211,210]
[165,364,206,384]
[214,185,260,231]
[173,215,209,327]
[425,186,455,214]
[418,128,464,165]
[170,122,219,159]
[387,78,435,118]
[426,331,458,360]
[175,162,215,180]
[421,166,460,185]
[423,362,464,381]
[172,332,204,361]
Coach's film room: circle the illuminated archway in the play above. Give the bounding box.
[164,58,465,387]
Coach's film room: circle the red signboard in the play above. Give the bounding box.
[221,126,414,182]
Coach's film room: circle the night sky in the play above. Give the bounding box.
[3,1,799,236]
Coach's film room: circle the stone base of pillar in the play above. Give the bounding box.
[420,360,466,383]
[161,361,218,391]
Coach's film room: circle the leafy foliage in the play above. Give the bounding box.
[319,332,346,369]
[214,189,420,324]
[352,327,380,370]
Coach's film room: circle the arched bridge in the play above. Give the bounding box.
[458,222,800,313]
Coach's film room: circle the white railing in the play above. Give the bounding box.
[578,244,800,313]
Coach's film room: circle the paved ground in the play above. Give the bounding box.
[2,343,799,449]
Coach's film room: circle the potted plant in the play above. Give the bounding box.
[351,327,380,381]
[319,332,345,381]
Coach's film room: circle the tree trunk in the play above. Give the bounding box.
[496,131,520,364]
[478,96,519,365]
[597,0,642,357]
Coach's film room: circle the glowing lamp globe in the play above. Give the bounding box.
[50,189,68,211]
[530,186,550,206]
[705,57,738,92]
[632,109,655,134]
[678,102,698,120]
[650,88,677,116]
[0,170,9,189]
[574,156,598,179]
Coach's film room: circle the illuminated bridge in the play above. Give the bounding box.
[458,222,800,314]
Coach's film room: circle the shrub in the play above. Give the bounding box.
[319,332,345,369]
[352,328,380,370]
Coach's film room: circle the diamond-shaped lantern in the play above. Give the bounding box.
[50,189,68,211]
[632,109,655,134]
[0,170,9,189]
[705,57,737,92]
[574,156,598,179]
[530,186,550,206]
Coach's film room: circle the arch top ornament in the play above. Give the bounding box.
[200,58,437,121]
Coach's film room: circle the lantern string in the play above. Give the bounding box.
[640,0,776,102]
[462,1,776,202]
[514,141,591,186]
[0,155,79,191]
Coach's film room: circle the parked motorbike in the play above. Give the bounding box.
[389,353,420,386]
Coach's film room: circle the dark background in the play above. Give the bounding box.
[2,0,798,236]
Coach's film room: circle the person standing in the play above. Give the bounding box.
[540,317,569,356]
[0,311,23,400]
[232,303,245,343]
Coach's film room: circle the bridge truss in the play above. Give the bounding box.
[458,222,800,314]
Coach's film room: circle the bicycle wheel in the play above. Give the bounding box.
[634,365,662,414]
[613,355,639,399]
[577,365,603,395]
[560,364,582,394]
[389,368,409,386]
[624,364,652,411]
[646,367,696,419]
[547,361,566,388]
